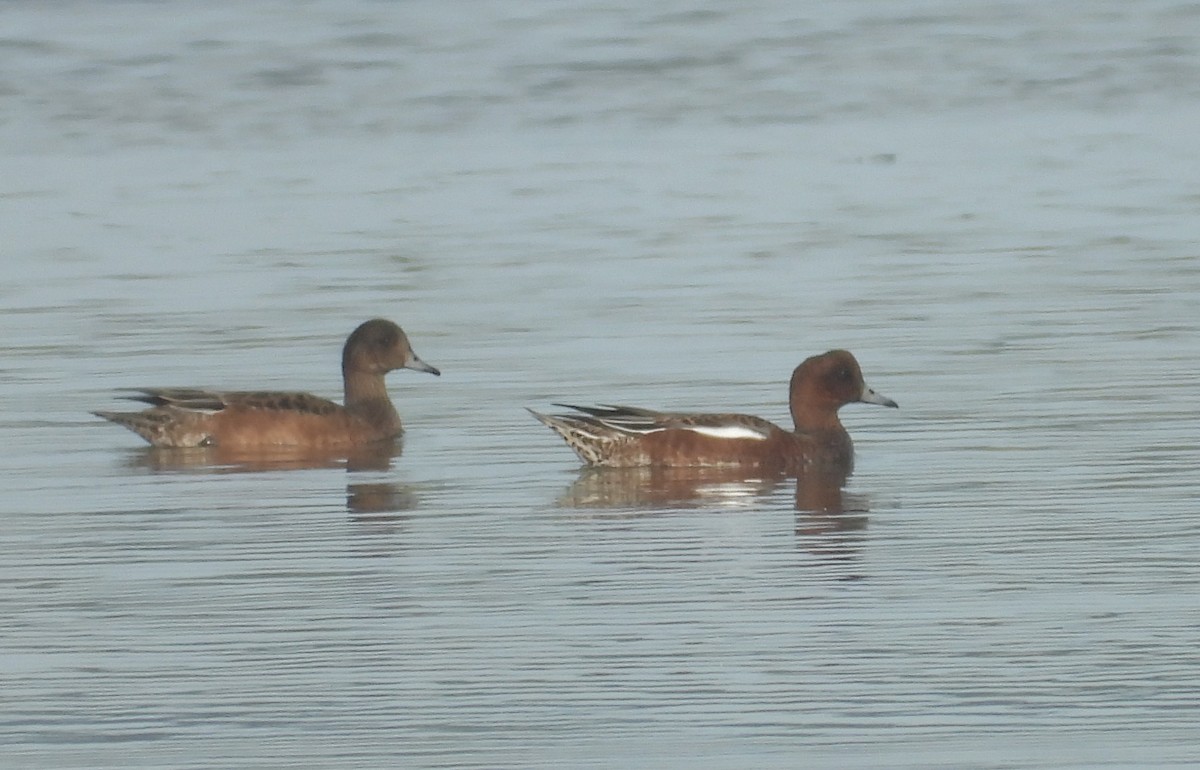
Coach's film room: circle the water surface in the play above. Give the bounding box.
[3,1,1200,768]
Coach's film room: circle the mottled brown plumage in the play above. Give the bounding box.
[94,319,439,449]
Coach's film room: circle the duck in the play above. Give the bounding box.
[93,318,439,449]
[529,349,896,471]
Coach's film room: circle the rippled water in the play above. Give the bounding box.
[4,1,1200,767]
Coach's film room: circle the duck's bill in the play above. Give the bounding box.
[860,386,898,408]
[406,355,441,376]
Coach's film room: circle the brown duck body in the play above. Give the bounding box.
[530,350,896,471]
[94,319,439,449]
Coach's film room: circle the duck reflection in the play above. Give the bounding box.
[120,439,416,516]
[346,481,418,517]
[555,466,786,509]
[552,460,872,553]
[791,461,869,563]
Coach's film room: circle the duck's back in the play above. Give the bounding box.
[94,388,397,449]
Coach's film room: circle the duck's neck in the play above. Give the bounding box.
[343,367,401,431]
[790,390,853,464]
[790,401,845,436]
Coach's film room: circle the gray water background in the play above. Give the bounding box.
[3,1,1199,767]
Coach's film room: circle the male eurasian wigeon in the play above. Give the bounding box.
[93,319,439,449]
[530,349,896,470]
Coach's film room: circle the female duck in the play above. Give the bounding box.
[94,319,439,449]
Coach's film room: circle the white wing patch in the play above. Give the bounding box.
[685,425,770,441]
